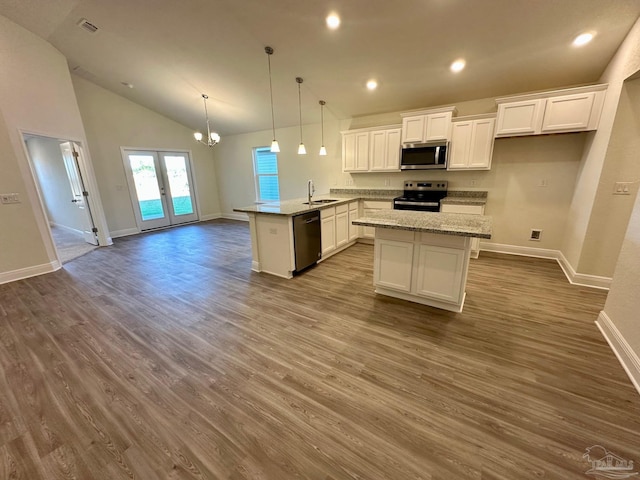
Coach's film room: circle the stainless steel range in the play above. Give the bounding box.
[393,180,448,212]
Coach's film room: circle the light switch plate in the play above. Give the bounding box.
[613,182,632,195]
[0,193,20,204]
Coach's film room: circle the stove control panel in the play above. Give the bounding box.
[403,180,448,191]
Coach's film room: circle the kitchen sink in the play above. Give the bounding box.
[303,199,339,205]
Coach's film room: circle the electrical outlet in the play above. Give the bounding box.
[384,178,390,186]
[530,229,542,241]
[538,179,548,187]
[613,182,632,195]
[469,179,478,187]
[268,228,277,234]
[0,193,20,204]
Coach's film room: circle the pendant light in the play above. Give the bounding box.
[296,77,306,155]
[319,100,327,156]
[193,94,220,147]
[264,46,280,153]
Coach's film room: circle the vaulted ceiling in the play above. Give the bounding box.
[2,0,639,136]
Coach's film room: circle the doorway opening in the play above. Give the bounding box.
[122,149,199,231]
[24,135,99,264]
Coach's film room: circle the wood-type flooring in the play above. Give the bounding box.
[0,219,638,479]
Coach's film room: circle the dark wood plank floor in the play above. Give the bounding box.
[1,219,638,479]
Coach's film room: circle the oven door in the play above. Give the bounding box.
[393,200,440,212]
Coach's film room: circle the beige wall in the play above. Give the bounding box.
[217,97,585,251]
[563,16,640,271]
[27,136,89,232]
[0,14,106,278]
[579,78,640,276]
[72,76,222,235]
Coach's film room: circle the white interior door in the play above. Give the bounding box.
[124,150,199,231]
[59,142,99,245]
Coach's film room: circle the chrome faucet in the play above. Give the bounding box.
[307,179,315,205]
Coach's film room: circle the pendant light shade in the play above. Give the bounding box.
[319,100,327,156]
[265,46,280,153]
[193,94,220,147]
[296,77,306,155]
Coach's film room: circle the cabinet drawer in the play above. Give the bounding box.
[440,204,484,215]
[320,207,335,219]
[348,201,359,212]
[335,203,348,215]
[362,200,392,209]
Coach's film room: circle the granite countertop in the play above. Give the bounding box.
[352,210,492,239]
[329,188,401,201]
[440,190,488,206]
[233,194,360,216]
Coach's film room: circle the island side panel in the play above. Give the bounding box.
[254,214,295,279]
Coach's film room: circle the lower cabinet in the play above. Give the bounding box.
[348,201,360,241]
[440,203,485,258]
[321,202,360,259]
[373,229,470,310]
[361,200,393,239]
[321,207,336,256]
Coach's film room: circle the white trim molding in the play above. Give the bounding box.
[596,311,640,396]
[200,213,223,222]
[109,228,139,239]
[223,212,249,222]
[480,242,612,290]
[0,261,61,285]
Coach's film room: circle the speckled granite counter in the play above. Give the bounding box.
[233,194,359,216]
[352,210,492,239]
[440,190,488,206]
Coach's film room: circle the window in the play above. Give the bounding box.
[253,147,280,202]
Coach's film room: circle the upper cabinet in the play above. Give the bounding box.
[448,115,496,171]
[342,125,401,173]
[495,84,607,138]
[400,107,457,144]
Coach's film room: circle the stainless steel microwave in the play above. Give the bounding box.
[400,142,448,170]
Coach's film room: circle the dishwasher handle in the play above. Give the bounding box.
[305,216,319,223]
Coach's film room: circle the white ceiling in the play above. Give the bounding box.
[2,0,640,136]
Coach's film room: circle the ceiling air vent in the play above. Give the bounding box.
[77,18,99,33]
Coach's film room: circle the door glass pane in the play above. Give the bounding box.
[163,155,194,216]
[129,155,165,221]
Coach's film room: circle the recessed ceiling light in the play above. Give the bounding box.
[366,79,378,90]
[573,32,594,47]
[326,13,341,30]
[450,59,466,73]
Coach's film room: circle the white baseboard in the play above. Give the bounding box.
[596,311,640,396]
[200,213,223,221]
[479,242,612,290]
[0,261,61,285]
[50,222,83,235]
[222,212,249,222]
[109,227,139,238]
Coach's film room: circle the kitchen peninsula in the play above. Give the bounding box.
[353,210,492,312]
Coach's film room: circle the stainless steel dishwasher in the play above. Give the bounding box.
[292,210,321,273]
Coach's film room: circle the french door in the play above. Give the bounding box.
[123,150,199,231]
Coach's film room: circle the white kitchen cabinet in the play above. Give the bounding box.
[400,107,457,144]
[495,99,544,137]
[342,125,401,173]
[448,116,495,170]
[321,207,336,256]
[335,204,349,248]
[361,200,393,240]
[495,84,607,137]
[413,243,466,304]
[370,128,401,171]
[541,92,596,133]
[348,201,360,241]
[374,232,415,293]
[342,131,369,172]
[440,203,485,258]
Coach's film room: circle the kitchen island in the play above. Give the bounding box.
[353,210,492,312]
